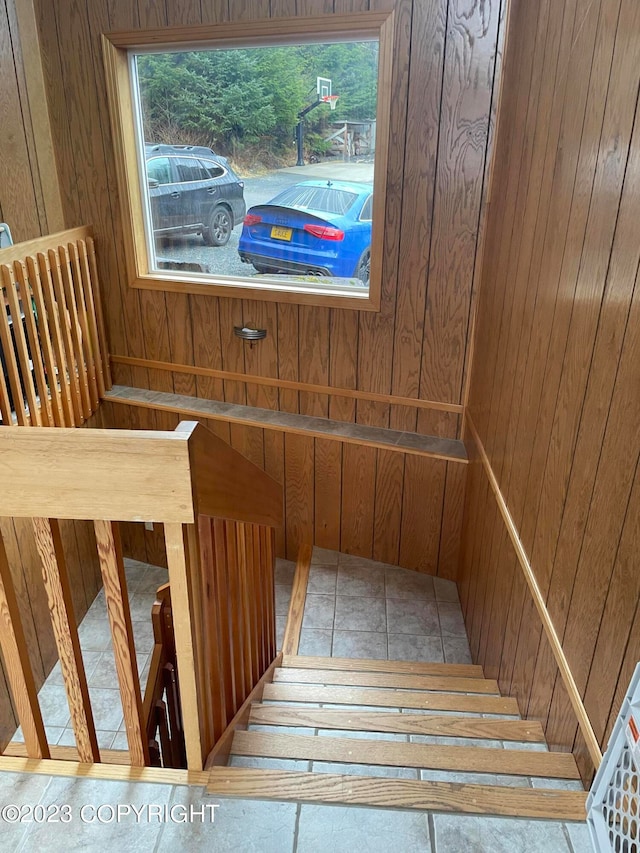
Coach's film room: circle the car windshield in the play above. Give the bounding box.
[269,186,358,215]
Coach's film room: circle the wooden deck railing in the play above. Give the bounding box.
[0,226,111,427]
[0,421,282,772]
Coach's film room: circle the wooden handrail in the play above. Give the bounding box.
[0,420,283,773]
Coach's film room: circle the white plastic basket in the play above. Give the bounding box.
[587,662,640,852]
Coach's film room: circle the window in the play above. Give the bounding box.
[103,12,394,310]
[146,157,172,185]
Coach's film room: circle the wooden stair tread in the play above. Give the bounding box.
[232,731,580,779]
[274,667,499,694]
[282,654,483,678]
[262,683,520,714]
[207,767,587,821]
[249,705,546,742]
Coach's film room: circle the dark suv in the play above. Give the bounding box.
[144,144,246,246]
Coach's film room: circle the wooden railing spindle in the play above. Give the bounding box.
[32,517,99,763]
[13,261,52,426]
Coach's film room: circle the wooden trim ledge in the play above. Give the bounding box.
[104,387,468,464]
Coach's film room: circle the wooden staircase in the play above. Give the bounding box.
[206,654,587,822]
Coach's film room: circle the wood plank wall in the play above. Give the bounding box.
[460,0,640,783]
[0,0,62,240]
[103,398,464,580]
[25,0,502,566]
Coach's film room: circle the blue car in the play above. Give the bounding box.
[238,180,372,285]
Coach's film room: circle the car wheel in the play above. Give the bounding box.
[203,206,232,246]
[355,247,371,286]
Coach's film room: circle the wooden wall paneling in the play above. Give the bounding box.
[372,448,403,565]
[8,0,64,235]
[218,298,247,404]
[399,455,446,573]
[190,295,225,401]
[514,0,638,723]
[72,520,101,610]
[482,0,569,469]
[314,438,342,552]
[233,0,270,20]
[436,462,466,580]
[230,423,265,471]
[165,0,202,25]
[463,0,535,442]
[284,433,314,559]
[0,519,45,682]
[243,300,279,410]
[270,0,296,17]
[388,0,446,435]
[527,55,640,726]
[340,443,376,557]
[296,0,333,14]
[0,0,41,241]
[460,471,490,629]
[502,0,620,549]
[466,480,499,662]
[583,460,640,745]
[298,307,330,417]
[356,0,411,429]
[456,454,479,615]
[166,293,196,396]
[200,0,230,24]
[205,415,231,445]
[328,309,358,422]
[334,0,369,12]
[546,289,640,749]
[57,519,88,623]
[418,0,501,440]
[60,1,143,387]
[263,429,286,557]
[277,303,299,413]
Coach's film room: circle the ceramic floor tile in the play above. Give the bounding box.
[332,630,388,659]
[0,770,54,853]
[87,651,149,690]
[275,584,292,616]
[386,599,440,636]
[433,575,460,602]
[384,567,435,600]
[387,634,444,663]
[432,814,572,852]
[57,728,117,750]
[336,564,385,598]
[17,777,172,853]
[437,602,468,637]
[275,558,296,585]
[442,636,472,664]
[317,729,408,741]
[77,616,115,653]
[156,790,297,853]
[311,547,339,566]
[301,594,336,630]
[126,593,160,622]
[133,565,170,595]
[565,821,595,852]
[297,803,430,852]
[307,566,338,594]
[85,688,124,731]
[45,651,103,687]
[36,684,72,728]
[298,628,333,656]
[334,596,386,632]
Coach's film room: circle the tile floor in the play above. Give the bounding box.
[3,548,594,852]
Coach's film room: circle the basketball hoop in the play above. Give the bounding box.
[321,94,339,111]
